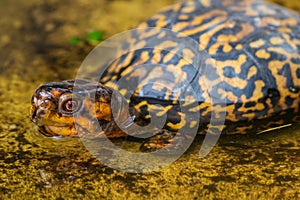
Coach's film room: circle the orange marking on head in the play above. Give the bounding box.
[51,89,63,99]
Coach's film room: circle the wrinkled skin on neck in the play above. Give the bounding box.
[30,79,132,138]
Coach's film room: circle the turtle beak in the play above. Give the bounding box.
[30,105,46,125]
[37,126,54,137]
[30,96,55,137]
[30,96,41,124]
[30,87,55,125]
[30,103,37,123]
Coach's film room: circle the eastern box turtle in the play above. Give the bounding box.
[30,0,300,151]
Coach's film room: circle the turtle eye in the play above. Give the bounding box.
[59,96,82,115]
[64,100,78,112]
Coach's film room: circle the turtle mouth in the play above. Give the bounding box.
[38,126,57,137]
[37,125,78,137]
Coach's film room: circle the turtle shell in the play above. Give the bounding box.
[95,0,300,125]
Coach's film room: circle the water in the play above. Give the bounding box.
[0,0,300,199]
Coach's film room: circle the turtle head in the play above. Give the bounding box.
[30,79,126,137]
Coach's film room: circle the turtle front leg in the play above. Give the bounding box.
[140,129,188,152]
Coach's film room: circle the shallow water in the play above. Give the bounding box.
[0,0,300,199]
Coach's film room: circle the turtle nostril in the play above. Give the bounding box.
[39,100,50,109]
[30,106,46,124]
[36,110,46,119]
